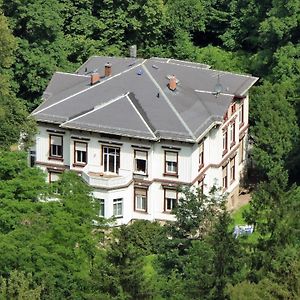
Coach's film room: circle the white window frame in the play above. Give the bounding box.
[99,199,105,217]
[49,134,63,158]
[230,122,235,146]
[134,150,147,175]
[222,165,228,189]
[230,157,235,182]
[74,141,87,164]
[223,130,228,154]
[134,188,147,212]
[239,103,244,127]
[113,198,123,217]
[103,146,120,173]
[165,151,178,175]
[164,189,177,212]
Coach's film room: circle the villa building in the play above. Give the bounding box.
[30,56,258,225]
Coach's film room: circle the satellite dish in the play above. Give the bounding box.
[212,74,223,97]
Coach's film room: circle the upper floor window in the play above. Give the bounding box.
[231,103,236,115]
[103,146,120,173]
[164,189,177,212]
[74,141,87,165]
[113,198,123,217]
[223,130,228,155]
[239,137,245,164]
[134,188,147,212]
[229,121,236,147]
[199,141,204,169]
[49,135,63,159]
[222,165,228,189]
[164,151,178,176]
[134,150,147,175]
[230,157,235,182]
[239,104,244,127]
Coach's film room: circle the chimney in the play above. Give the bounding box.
[169,75,177,91]
[129,45,137,58]
[105,62,112,77]
[90,73,100,85]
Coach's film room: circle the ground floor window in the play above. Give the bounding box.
[164,189,177,212]
[99,199,105,217]
[113,198,123,217]
[134,188,147,212]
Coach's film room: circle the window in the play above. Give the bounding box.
[49,135,63,158]
[49,171,61,183]
[230,157,235,182]
[49,171,61,193]
[29,150,36,167]
[239,138,245,164]
[134,188,147,212]
[164,151,178,175]
[99,199,105,217]
[134,150,147,174]
[164,189,177,212]
[223,130,228,155]
[224,112,228,122]
[199,142,204,169]
[222,165,228,189]
[103,146,120,173]
[74,141,87,165]
[231,103,236,114]
[198,179,204,194]
[113,198,123,217]
[229,122,235,146]
[239,103,244,127]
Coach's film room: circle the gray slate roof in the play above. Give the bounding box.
[32,56,258,142]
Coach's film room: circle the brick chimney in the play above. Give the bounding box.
[105,62,112,77]
[169,75,177,91]
[90,73,100,85]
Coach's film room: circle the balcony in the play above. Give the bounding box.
[81,165,133,189]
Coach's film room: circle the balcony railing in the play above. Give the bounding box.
[81,165,132,188]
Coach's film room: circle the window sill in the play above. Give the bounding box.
[113,215,123,219]
[163,173,178,178]
[230,141,236,148]
[163,210,174,214]
[48,156,64,161]
[239,122,244,129]
[133,172,148,177]
[134,210,148,214]
[73,163,87,167]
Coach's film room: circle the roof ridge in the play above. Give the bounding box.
[60,93,128,127]
[32,61,146,116]
[126,93,157,140]
[56,71,90,78]
[141,64,196,141]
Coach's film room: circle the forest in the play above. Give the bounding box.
[0,0,299,299]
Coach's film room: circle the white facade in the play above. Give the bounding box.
[32,95,249,225]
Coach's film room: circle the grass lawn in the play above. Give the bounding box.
[231,203,259,243]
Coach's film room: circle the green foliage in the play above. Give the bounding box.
[0,270,43,300]
[250,82,299,175]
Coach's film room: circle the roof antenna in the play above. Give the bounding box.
[212,74,223,97]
